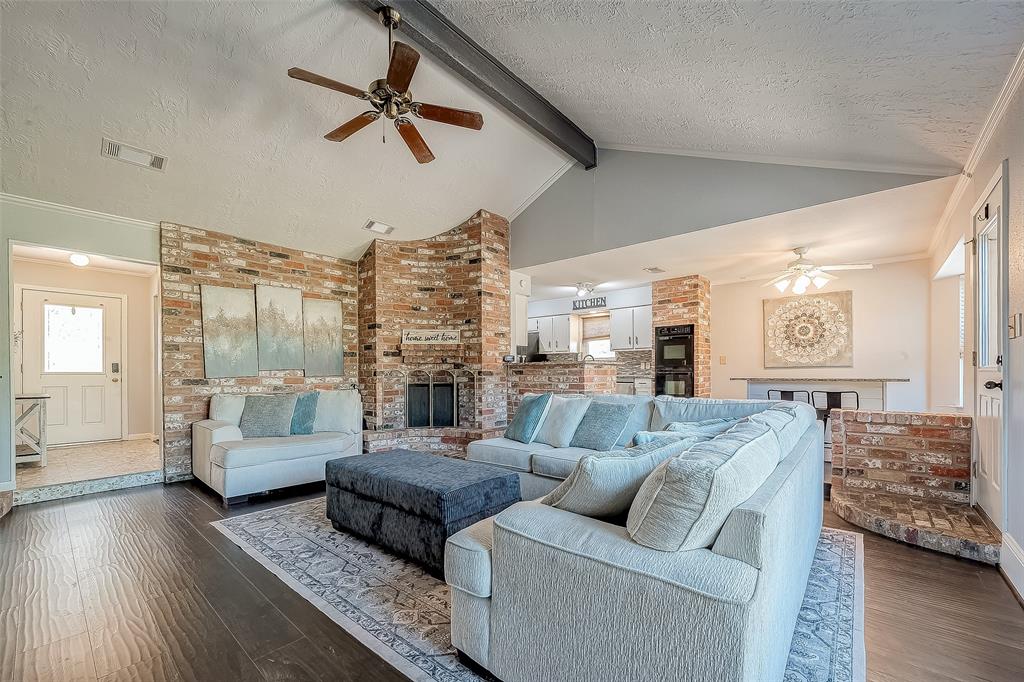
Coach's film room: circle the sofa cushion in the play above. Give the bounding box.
[290,392,319,435]
[748,402,817,457]
[535,395,592,448]
[210,432,357,469]
[568,401,635,451]
[627,420,781,551]
[633,417,740,445]
[238,394,298,438]
[467,437,552,472]
[530,447,595,479]
[313,389,362,434]
[504,393,552,443]
[592,395,655,446]
[445,517,495,598]
[542,438,698,518]
[209,394,246,426]
[650,396,777,431]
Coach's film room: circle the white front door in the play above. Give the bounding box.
[973,176,1006,528]
[21,289,123,445]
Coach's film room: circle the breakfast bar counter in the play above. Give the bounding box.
[730,377,910,410]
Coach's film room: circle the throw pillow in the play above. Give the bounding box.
[209,394,246,426]
[543,437,702,518]
[592,395,650,447]
[632,418,739,445]
[504,393,553,443]
[313,389,363,434]
[534,395,592,448]
[568,401,636,450]
[290,392,319,435]
[238,394,298,438]
[650,396,776,430]
[626,420,781,552]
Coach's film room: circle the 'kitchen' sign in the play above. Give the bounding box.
[401,329,461,345]
[572,296,607,311]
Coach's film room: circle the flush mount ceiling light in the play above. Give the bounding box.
[69,253,90,267]
[762,248,872,295]
[363,219,395,235]
[575,282,595,297]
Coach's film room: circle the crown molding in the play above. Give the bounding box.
[0,193,159,232]
[929,40,1024,256]
[597,143,961,178]
[508,158,576,221]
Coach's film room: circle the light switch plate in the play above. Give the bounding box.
[719,355,727,365]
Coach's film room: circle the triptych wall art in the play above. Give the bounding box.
[200,284,344,378]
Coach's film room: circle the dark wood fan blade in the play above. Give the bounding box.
[288,67,366,99]
[414,103,483,130]
[395,118,434,164]
[386,42,419,93]
[324,112,379,142]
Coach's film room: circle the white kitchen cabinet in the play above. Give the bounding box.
[609,305,653,350]
[632,305,653,349]
[527,317,540,333]
[533,315,580,352]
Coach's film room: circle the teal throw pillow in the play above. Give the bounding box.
[290,392,319,435]
[569,401,636,450]
[505,393,552,443]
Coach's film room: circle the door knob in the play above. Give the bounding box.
[111,378,120,383]
[984,380,1002,390]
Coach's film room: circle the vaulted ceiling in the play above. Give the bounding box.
[0,1,570,259]
[435,0,1024,175]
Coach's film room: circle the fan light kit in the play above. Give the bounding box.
[576,282,595,297]
[287,6,484,163]
[763,248,872,295]
[69,253,90,267]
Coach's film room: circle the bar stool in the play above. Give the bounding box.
[811,391,860,446]
[767,389,811,404]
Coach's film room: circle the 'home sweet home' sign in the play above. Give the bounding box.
[401,329,461,344]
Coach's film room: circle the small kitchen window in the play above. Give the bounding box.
[582,314,615,358]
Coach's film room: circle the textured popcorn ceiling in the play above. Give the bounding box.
[0,1,570,259]
[434,0,1024,174]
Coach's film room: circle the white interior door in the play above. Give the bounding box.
[973,177,1006,528]
[21,289,123,445]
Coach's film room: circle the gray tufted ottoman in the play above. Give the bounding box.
[325,449,521,577]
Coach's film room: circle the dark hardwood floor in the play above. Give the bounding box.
[1,482,1022,681]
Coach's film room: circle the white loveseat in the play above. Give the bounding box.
[191,391,362,504]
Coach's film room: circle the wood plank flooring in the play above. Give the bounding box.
[0,482,1021,681]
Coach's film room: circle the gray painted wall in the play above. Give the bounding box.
[511,148,942,268]
[0,195,159,491]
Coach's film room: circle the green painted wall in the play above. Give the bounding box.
[0,195,159,491]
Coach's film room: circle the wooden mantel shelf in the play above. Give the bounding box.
[730,377,910,383]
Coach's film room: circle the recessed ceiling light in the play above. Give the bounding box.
[643,266,665,274]
[69,253,90,267]
[363,219,395,235]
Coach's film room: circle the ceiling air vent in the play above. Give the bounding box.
[643,266,665,274]
[100,137,167,172]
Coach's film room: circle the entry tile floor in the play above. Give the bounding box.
[16,439,162,490]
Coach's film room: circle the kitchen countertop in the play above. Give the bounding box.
[730,377,910,383]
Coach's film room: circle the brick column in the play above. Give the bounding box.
[651,275,711,397]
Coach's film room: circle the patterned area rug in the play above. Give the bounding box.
[213,499,864,682]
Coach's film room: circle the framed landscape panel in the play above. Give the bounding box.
[763,291,853,368]
[256,285,304,370]
[200,285,258,378]
[303,298,344,376]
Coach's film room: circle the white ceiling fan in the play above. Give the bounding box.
[763,248,873,294]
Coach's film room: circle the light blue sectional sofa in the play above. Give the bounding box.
[449,396,823,682]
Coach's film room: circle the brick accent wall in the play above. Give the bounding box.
[830,409,973,503]
[358,210,511,448]
[363,427,505,456]
[160,223,358,481]
[507,362,617,416]
[651,275,711,397]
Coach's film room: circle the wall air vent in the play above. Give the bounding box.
[100,137,167,172]
[643,266,665,274]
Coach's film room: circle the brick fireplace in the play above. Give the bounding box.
[358,210,510,454]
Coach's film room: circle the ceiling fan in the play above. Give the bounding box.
[762,248,873,294]
[287,7,483,164]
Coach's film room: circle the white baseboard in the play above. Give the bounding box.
[126,433,158,441]
[1002,532,1024,602]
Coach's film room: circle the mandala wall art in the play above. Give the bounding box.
[763,291,853,368]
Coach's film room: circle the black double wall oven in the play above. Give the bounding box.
[654,324,694,398]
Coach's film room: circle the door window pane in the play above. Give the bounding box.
[978,219,1000,368]
[44,304,104,372]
